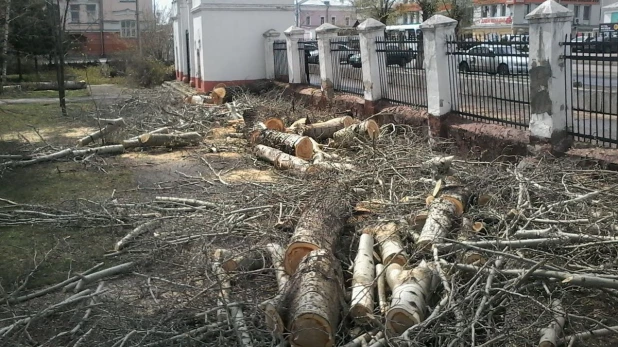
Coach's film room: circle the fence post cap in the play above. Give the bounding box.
[284,26,306,38]
[316,23,340,35]
[263,29,281,38]
[357,18,386,33]
[420,15,458,30]
[525,0,573,21]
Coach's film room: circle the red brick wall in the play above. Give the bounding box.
[69,32,138,57]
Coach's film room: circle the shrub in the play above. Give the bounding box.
[126,58,169,88]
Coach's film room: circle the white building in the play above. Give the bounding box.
[171,0,295,92]
[297,0,358,38]
[601,1,618,27]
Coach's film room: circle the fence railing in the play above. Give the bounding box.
[446,36,530,129]
[298,40,320,87]
[330,36,362,95]
[273,40,288,83]
[562,33,618,147]
[375,37,427,107]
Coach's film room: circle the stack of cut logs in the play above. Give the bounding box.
[240,109,380,175]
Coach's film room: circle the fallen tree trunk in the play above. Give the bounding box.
[123,128,171,147]
[21,80,87,91]
[417,184,472,251]
[137,132,202,147]
[253,145,314,175]
[283,189,349,275]
[300,116,356,141]
[385,260,439,337]
[78,118,126,146]
[332,120,379,147]
[251,129,314,161]
[350,229,375,325]
[538,299,565,347]
[72,145,125,157]
[279,249,345,347]
[374,222,407,266]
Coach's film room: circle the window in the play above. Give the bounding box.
[482,6,488,18]
[70,4,80,23]
[574,5,579,18]
[490,5,497,17]
[320,16,325,24]
[331,16,335,24]
[583,5,590,20]
[345,17,350,26]
[86,4,97,22]
[305,16,311,25]
[525,4,530,14]
[121,20,137,38]
[500,4,506,16]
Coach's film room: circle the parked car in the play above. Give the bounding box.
[458,38,480,51]
[348,44,415,68]
[307,44,358,64]
[570,36,589,53]
[582,33,618,53]
[457,44,528,75]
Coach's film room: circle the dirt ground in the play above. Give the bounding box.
[2,84,618,347]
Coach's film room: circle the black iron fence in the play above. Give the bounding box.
[330,36,362,95]
[298,40,320,86]
[562,33,618,147]
[375,37,427,107]
[446,36,530,129]
[273,40,288,82]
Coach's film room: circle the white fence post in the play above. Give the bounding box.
[263,29,281,80]
[420,15,457,118]
[526,0,573,148]
[357,19,385,111]
[284,26,306,84]
[316,23,340,96]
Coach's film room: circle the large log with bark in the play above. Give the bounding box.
[135,132,202,147]
[251,129,314,161]
[253,145,315,175]
[283,189,349,275]
[417,182,472,250]
[350,229,375,325]
[385,260,439,336]
[77,118,126,146]
[278,249,345,347]
[332,120,380,147]
[21,80,87,91]
[299,116,356,141]
[373,222,407,266]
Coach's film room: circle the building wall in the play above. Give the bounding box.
[299,7,357,28]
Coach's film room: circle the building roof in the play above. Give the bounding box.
[603,1,618,9]
[301,0,354,7]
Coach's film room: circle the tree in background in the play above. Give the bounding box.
[352,0,400,24]
[47,0,70,116]
[141,6,173,62]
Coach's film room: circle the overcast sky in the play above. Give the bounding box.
[155,0,174,12]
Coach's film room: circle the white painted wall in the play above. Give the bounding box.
[173,19,180,74]
[192,15,203,82]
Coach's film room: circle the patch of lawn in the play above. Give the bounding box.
[0,89,91,99]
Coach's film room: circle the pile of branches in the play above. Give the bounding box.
[2,85,618,347]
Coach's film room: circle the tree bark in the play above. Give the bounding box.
[253,144,314,175]
[77,118,126,146]
[385,260,439,336]
[252,129,314,161]
[350,230,375,325]
[373,222,407,266]
[538,299,565,347]
[332,119,380,147]
[283,188,349,275]
[0,0,11,94]
[299,116,357,141]
[278,249,345,347]
[136,132,202,147]
[376,263,389,315]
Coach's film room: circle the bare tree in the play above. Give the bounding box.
[48,0,69,116]
[352,0,400,24]
[0,0,11,94]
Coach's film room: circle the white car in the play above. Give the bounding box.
[457,44,528,75]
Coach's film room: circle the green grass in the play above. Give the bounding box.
[0,89,91,99]
[6,66,126,86]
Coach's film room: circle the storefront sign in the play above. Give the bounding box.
[599,23,618,33]
[474,17,513,26]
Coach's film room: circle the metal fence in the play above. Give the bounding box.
[446,36,530,129]
[376,37,427,107]
[330,36,362,95]
[273,40,288,82]
[298,40,320,86]
[562,33,618,147]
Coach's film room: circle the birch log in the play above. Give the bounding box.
[123,128,170,148]
[279,249,345,347]
[252,129,314,161]
[263,118,286,132]
[300,116,356,141]
[137,132,202,147]
[78,118,126,146]
[260,243,289,341]
[458,217,485,265]
[538,299,566,347]
[284,190,349,275]
[376,263,389,315]
[219,249,268,272]
[72,145,125,157]
[115,220,161,251]
[385,260,439,336]
[373,222,407,266]
[350,230,375,325]
[332,120,380,147]
[417,185,472,250]
[253,145,314,174]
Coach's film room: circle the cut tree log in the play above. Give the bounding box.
[278,249,345,347]
[72,145,125,157]
[376,263,389,315]
[299,116,356,141]
[21,80,87,91]
[538,299,565,347]
[260,243,289,342]
[251,129,314,161]
[253,144,314,175]
[417,183,472,251]
[263,118,286,132]
[78,118,126,146]
[332,120,380,147]
[137,132,202,147]
[457,217,485,265]
[287,117,308,133]
[373,222,407,266]
[350,229,375,325]
[217,249,268,272]
[283,189,349,275]
[421,156,454,179]
[385,260,439,336]
[265,243,289,292]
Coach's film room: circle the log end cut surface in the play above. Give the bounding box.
[289,314,332,347]
[294,137,314,161]
[386,308,419,336]
[284,243,319,275]
[265,118,286,132]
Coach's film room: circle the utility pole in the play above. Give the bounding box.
[136,0,142,56]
